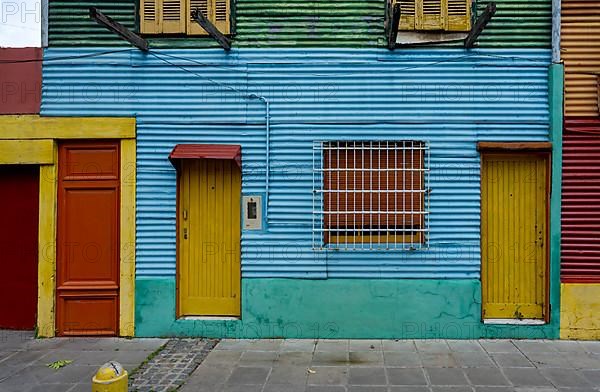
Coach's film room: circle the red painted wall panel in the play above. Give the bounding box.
[0,48,42,114]
[0,165,39,329]
[561,118,600,282]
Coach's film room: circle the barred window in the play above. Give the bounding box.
[313,141,430,250]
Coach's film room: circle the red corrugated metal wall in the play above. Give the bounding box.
[562,118,600,282]
[0,48,42,114]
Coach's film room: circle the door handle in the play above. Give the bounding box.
[183,228,188,240]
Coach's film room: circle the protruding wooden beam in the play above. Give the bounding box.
[386,1,401,50]
[191,9,232,51]
[89,7,149,52]
[464,2,496,48]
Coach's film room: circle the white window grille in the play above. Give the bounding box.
[312,141,430,251]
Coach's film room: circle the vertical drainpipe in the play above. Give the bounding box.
[549,0,563,337]
[250,94,271,221]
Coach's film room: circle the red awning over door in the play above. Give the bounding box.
[169,144,242,168]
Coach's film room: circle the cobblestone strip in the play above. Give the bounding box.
[129,338,218,392]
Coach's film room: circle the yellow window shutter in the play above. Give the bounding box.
[417,0,443,30]
[162,0,186,33]
[397,0,416,30]
[447,0,471,31]
[187,0,230,36]
[398,0,471,32]
[187,0,209,35]
[213,0,230,34]
[140,0,161,34]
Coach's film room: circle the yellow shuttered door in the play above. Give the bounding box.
[481,154,548,320]
[178,159,241,316]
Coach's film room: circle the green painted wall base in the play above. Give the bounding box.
[135,278,559,339]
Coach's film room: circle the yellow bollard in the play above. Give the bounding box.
[92,361,128,392]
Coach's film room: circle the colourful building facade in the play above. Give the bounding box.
[3,0,581,338]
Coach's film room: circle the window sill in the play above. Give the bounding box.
[482,319,546,326]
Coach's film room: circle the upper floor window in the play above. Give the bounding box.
[140,0,231,35]
[396,0,471,32]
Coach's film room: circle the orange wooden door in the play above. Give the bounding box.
[0,165,39,329]
[56,141,120,336]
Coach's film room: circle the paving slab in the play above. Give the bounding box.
[181,338,600,391]
[0,331,166,392]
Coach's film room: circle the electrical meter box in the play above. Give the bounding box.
[243,195,262,230]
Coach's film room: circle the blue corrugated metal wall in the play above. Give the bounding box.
[42,48,551,279]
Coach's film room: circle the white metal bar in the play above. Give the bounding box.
[377,141,381,247]
[316,168,428,172]
[353,141,356,248]
[402,141,406,245]
[394,140,397,250]
[369,141,373,248]
[312,141,315,249]
[316,228,428,233]
[322,211,429,214]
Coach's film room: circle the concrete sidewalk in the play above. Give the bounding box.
[180,339,600,392]
[0,330,166,392]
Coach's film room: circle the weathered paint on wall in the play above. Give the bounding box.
[0,48,42,114]
[136,278,559,338]
[561,1,600,117]
[42,48,552,280]
[560,284,600,340]
[47,0,550,48]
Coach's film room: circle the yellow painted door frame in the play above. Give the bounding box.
[480,148,550,321]
[177,159,241,317]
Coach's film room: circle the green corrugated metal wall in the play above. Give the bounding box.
[476,0,551,47]
[48,0,551,47]
[49,0,136,46]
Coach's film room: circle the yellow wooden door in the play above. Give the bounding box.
[481,153,548,320]
[178,159,241,316]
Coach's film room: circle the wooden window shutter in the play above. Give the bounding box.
[417,0,444,30]
[398,0,416,30]
[187,0,230,35]
[187,0,209,35]
[140,0,161,33]
[213,0,230,34]
[162,0,186,33]
[446,0,471,31]
[397,0,471,32]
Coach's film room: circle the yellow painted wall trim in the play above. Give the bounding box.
[37,145,58,338]
[0,140,55,165]
[0,116,135,140]
[119,138,136,337]
[560,283,600,340]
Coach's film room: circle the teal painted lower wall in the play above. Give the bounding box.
[135,278,559,339]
